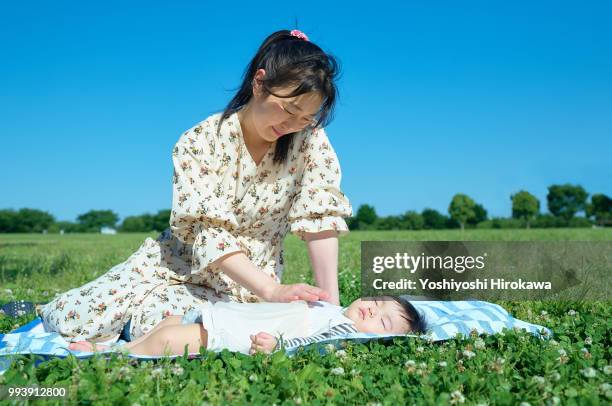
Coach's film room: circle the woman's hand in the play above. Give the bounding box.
[249,332,278,354]
[262,283,330,303]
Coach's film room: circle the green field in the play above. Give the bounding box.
[1,229,611,404]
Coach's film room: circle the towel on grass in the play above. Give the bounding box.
[0,300,552,374]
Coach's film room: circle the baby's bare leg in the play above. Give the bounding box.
[68,315,185,353]
[123,323,207,356]
[126,315,183,347]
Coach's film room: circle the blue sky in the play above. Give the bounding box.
[1,1,610,222]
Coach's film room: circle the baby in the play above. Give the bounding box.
[68,296,427,356]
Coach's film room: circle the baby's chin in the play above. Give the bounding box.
[353,324,383,334]
[344,312,364,333]
[347,316,360,325]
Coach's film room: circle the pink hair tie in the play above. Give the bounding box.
[290,29,309,42]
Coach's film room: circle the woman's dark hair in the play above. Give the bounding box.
[391,296,428,334]
[216,29,341,164]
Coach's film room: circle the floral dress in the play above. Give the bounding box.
[37,110,353,342]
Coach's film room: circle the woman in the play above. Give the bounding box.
[38,29,352,342]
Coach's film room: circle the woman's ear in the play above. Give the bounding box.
[252,69,266,96]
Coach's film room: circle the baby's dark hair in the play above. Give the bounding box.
[389,296,428,334]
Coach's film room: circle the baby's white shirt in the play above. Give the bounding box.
[194,300,355,354]
[306,301,355,335]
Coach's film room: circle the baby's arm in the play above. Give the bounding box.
[249,332,278,354]
[250,323,357,355]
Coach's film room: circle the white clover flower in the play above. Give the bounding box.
[450,390,465,404]
[330,367,345,376]
[293,397,302,405]
[603,365,612,375]
[584,336,592,345]
[550,372,561,382]
[600,383,611,392]
[249,374,258,382]
[567,309,577,316]
[419,362,427,369]
[557,349,567,357]
[540,310,548,316]
[531,376,545,385]
[416,346,424,353]
[462,350,476,359]
[325,344,336,353]
[4,289,13,295]
[548,339,559,346]
[474,338,485,350]
[581,367,597,378]
[335,349,347,358]
[119,366,131,376]
[519,402,531,406]
[580,348,589,355]
[548,396,561,405]
[404,360,416,368]
[151,367,163,377]
[438,361,448,368]
[172,366,184,376]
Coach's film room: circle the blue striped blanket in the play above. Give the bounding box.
[0,300,551,373]
[281,300,551,355]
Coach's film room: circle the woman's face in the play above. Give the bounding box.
[247,69,323,143]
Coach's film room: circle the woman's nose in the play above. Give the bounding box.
[279,122,297,133]
[278,124,292,133]
[281,117,308,132]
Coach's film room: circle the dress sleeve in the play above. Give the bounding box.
[170,122,244,269]
[288,127,353,241]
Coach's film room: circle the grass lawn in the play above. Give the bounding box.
[0,229,610,404]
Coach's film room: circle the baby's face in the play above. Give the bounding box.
[344,298,411,334]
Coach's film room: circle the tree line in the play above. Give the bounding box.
[0,209,170,233]
[346,184,611,231]
[0,184,610,233]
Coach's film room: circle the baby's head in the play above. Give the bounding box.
[344,296,427,335]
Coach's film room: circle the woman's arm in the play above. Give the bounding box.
[287,128,351,306]
[214,252,330,303]
[304,230,340,306]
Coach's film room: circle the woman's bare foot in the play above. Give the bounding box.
[69,341,110,352]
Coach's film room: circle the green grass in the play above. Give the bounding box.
[0,229,611,404]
